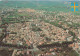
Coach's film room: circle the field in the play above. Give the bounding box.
[0,1,69,12]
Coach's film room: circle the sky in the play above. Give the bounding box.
[1,0,80,1]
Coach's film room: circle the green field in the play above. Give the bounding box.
[0,1,80,15]
[0,1,69,12]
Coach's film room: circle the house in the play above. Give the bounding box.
[78,35,80,39]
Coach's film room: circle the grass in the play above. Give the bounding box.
[0,1,69,12]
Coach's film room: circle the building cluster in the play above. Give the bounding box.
[18,8,36,13]
[2,19,73,46]
[0,8,80,56]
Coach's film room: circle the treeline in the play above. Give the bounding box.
[37,41,73,49]
[0,42,31,50]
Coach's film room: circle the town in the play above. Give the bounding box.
[0,1,80,56]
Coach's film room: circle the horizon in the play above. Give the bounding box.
[0,0,80,1]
